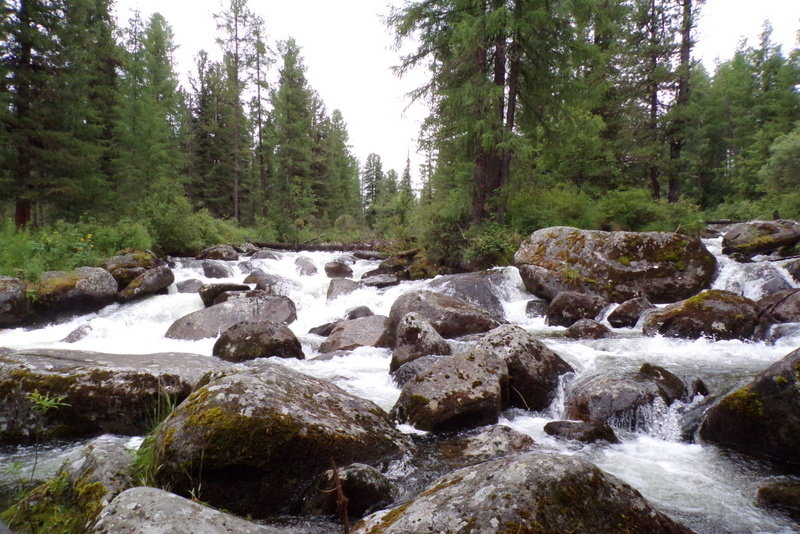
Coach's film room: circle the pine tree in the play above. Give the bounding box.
[361,153,384,228]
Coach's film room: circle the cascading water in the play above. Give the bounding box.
[1,241,799,533]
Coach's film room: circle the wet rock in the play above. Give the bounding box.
[390,313,452,373]
[758,288,800,323]
[199,283,251,307]
[0,276,28,326]
[63,324,92,343]
[308,321,341,337]
[391,355,447,387]
[302,463,398,518]
[642,290,761,341]
[785,259,800,284]
[196,244,238,261]
[360,274,400,288]
[427,269,509,318]
[327,278,362,300]
[767,322,800,344]
[0,349,229,443]
[546,291,608,327]
[154,364,409,517]
[390,347,508,433]
[237,243,260,255]
[699,347,800,466]
[354,250,385,261]
[476,325,573,411]
[32,267,118,317]
[176,279,203,293]
[117,266,174,303]
[244,270,296,295]
[565,319,613,339]
[608,297,655,328]
[345,306,374,320]
[722,263,795,299]
[295,256,318,276]
[324,261,353,279]
[544,420,620,444]
[388,290,504,339]
[252,249,280,260]
[722,220,800,259]
[525,299,548,318]
[93,487,277,534]
[361,248,440,281]
[165,294,297,340]
[353,452,694,534]
[106,267,146,291]
[514,226,717,303]
[202,260,232,279]
[213,320,304,362]
[100,251,159,288]
[319,315,392,353]
[756,481,800,522]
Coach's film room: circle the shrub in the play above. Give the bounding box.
[462,222,522,269]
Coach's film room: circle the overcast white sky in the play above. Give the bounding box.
[112,0,800,180]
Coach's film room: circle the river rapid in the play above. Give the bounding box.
[1,238,799,533]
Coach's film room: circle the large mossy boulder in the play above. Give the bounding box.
[117,266,174,303]
[196,244,238,261]
[100,250,160,289]
[388,290,504,339]
[642,290,761,341]
[514,226,717,303]
[31,267,118,316]
[0,276,28,326]
[212,320,304,362]
[0,349,229,444]
[426,269,509,317]
[699,347,800,465]
[165,294,297,340]
[154,364,409,518]
[475,325,573,411]
[353,452,694,534]
[318,315,393,353]
[722,220,800,259]
[361,248,440,281]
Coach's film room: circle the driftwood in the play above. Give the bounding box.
[253,241,386,254]
[722,227,800,258]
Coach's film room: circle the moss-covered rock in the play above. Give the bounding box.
[117,266,174,303]
[353,452,694,534]
[546,291,608,327]
[388,290,504,340]
[390,313,452,373]
[29,267,117,318]
[642,290,761,341]
[0,276,28,326]
[153,364,409,518]
[212,320,304,362]
[722,220,800,259]
[196,244,238,261]
[514,226,717,304]
[699,347,800,465]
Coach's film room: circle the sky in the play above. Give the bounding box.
[112,0,800,181]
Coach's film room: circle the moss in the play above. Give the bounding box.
[682,290,745,311]
[618,256,631,266]
[359,500,414,534]
[721,386,764,418]
[774,375,789,386]
[0,472,85,534]
[419,476,463,497]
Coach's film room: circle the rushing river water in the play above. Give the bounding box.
[1,238,799,533]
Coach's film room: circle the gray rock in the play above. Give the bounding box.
[176,279,203,293]
[0,276,28,326]
[198,283,251,307]
[361,274,400,289]
[476,325,573,411]
[565,319,613,339]
[237,243,260,255]
[196,244,238,261]
[427,269,509,317]
[34,267,118,316]
[202,261,232,279]
[345,306,374,320]
[252,249,280,260]
[544,420,620,444]
[243,270,297,295]
[722,220,800,258]
[212,320,304,362]
[308,321,341,337]
[785,259,800,284]
[391,355,447,387]
[319,315,392,353]
[100,251,160,288]
[756,481,800,522]
[295,256,318,276]
[390,313,452,373]
[117,266,174,303]
[759,288,800,323]
[327,278,361,300]
[63,324,93,343]
[514,226,717,303]
[302,463,397,518]
[154,364,409,517]
[608,297,655,328]
[389,290,504,339]
[63,434,135,514]
[165,294,297,340]
[525,299,548,318]
[324,261,353,279]
[354,452,694,534]
[546,291,608,327]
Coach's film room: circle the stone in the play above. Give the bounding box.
[117,266,174,303]
[360,274,400,289]
[198,283,251,307]
[237,243,260,255]
[202,261,232,279]
[244,270,297,295]
[390,313,452,372]
[607,297,655,328]
[176,279,203,293]
[319,315,393,353]
[642,290,761,341]
[699,347,800,466]
[427,269,510,317]
[32,267,118,317]
[308,321,341,337]
[476,325,573,411]
[514,226,717,303]
[63,324,92,343]
[525,299,548,318]
[784,259,800,284]
[756,482,800,522]
[544,420,620,444]
[100,251,159,289]
[154,364,408,517]
[196,244,238,261]
[388,290,504,339]
[295,256,318,276]
[252,249,280,260]
[0,276,28,326]
[212,320,304,362]
[758,288,800,324]
[302,463,397,519]
[353,452,694,534]
[165,294,296,340]
[327,278,362,300]
[722,220,800,259]
[391,355,447,387]
[345,306,374,320]
[546,291,608,327]
[353,250,385,261]
[565,319,613,340]
[361,248,439,281]
[324,261,353,279]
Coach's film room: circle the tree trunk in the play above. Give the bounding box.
[667,0,693,203]
[647,0,661,200]
[13,0,33,229]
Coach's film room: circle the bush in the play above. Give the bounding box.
[597,188,704,234]
[462,222,522,269]
[507,184,601,233]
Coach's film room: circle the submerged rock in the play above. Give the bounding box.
[388,290,504,339]
[212,320,304,362]
[319,315,392,353]
[544,420,620,444]
[327,278,361,300]
[295,256,318,276]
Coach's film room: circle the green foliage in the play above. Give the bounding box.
[507,184,601,233]
[1,472,84,534]
[596,188,704,233]
[27,391,69,415]
[462,222,522,269]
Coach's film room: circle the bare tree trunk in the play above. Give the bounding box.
[668,0,693,203]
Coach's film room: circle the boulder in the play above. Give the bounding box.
[427,269,509,317]
[117,266,174,303]
[353,452,694,534]
[324,261,353,279]
[565,364,687,429]
[301,463,397,519]
[308,321,341,337]
[154,364,408,517]
[244,270,296,295]
[319,315,392,353]
[92,487,278,534]
[212,320,304,362]
[31,267,118,317]
[63,324,93,343]
[642,290,761,341]
[699,347,800,465]
[514,226,717,303]
[353,250,385,261]
[391,355,446,387]
[785,259,800,284]
[295,256,318,276]
[202,260,232,279]
[214,290,271,305]
[0,276,28,326]
[0,349,229,443]
[345,306,374,320]
[565,319,613,339]
[525,299,548,318]
[390,313,452,372]
[546,291,608,327]
[361,248,440,281]
[176,279,203,293]
[252,249,280,260]
[165,294,297,340]
[199,283,251,307]
[544,420,620,444]
[476,325,573,411]
[361,274,400,289]
[100,251,159,288]
[237,243,260,255]
[758,289,800,323]
[722,220,800,259]
[196,244,238,261]
[756,482,800,522]
[722,263,795,299]
[390,347,508,433]
[608,297,655,328]
[327,278,362,300]
[388,290,504,339]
